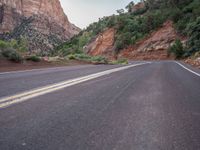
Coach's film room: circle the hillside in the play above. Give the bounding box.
[0,0,80,54]
[56,0,200,63]
[120,20,186,60]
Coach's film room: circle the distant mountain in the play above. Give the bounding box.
[0,0,80,54]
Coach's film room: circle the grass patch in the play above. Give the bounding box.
[26,55,41,62]
[110,58,128,65]
[67,53,108,64]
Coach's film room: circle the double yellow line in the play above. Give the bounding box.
[0,62,151,109]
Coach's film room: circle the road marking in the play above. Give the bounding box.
[176,62,200,77]
[0,62,151,109]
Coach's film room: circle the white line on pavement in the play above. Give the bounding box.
[176,62,200,77]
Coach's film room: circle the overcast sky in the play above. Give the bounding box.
[60,0,140,29]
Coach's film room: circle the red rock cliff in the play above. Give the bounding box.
[0,0,80,53]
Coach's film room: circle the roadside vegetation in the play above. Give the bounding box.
[0,39,27,63]
[0,38,42,63]
[110,58,129,65]
[168,39,184,59]
[26,55,41,62]
[67,53,108,64]
[55,0,200,60]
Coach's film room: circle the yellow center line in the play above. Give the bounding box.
[0,62,151,109]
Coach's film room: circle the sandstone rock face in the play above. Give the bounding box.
[120,21,184,60]
[136,21,177,52]
[0,0,80,54]
[84,28,115,59]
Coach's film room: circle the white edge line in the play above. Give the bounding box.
[0,62,151,108]
[175,62,200,77]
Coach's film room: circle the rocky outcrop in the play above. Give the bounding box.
[120,21,185,60]
[0,0,80,54]
[131,2,145,13]
[84,28,115,59]
[185,58,200,69]
[137,21,178,52]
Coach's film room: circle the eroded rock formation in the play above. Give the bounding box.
[120,21,185,60]
[0,0,80,54]
[84,28,115,59]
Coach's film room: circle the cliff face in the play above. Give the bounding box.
[85,28,115,59]
[0,0,80,54]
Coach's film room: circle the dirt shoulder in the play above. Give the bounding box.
[0,59,90,73]
[184,58,200,69]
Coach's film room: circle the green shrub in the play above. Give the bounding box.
[2,48,23,62]
[74,54,87,60]
[9,39,18,49]
[18,36,28,52]
[0,38,28,55]
[107,15,116,27]
[168,39,184,59]
[68,53,91,61]
[0,40,9,49]
[9,51,23,62]
[26,55,41,62]
[110,58,128,65]
[90,56,107,64]
[1,48,13,58]
[170,9,183,23]
[186,17,200,55]
[67,53,108,64]
[67,54,76,60]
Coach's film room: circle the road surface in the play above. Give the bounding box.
[0,61,200,150]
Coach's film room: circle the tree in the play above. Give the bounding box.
[125,1,135,13]
[187,17,200,54]
[116,9,125,15]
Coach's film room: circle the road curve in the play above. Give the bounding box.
[0,61,200,150]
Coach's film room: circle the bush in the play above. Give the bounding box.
[26,55,41,62]
[90,56,108,64]
[168,39,184,59]
[186,17,200,55]
[74,54,91,60]
[67,53,108,64]
[110,58,128,65]
[67,54,76,60]
[2,48,23,62]
[9,51,23,62]
[67,54,90,61]
[170,9,183,23]
[0,40,9,49]
[1,48,13,58]
[0,37,28,53]
[18,36,28,52]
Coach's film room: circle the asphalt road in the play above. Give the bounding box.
[0,61,200,150]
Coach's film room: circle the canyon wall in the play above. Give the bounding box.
[0,0,80,54]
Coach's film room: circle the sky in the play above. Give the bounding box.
[60,0,140,29]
